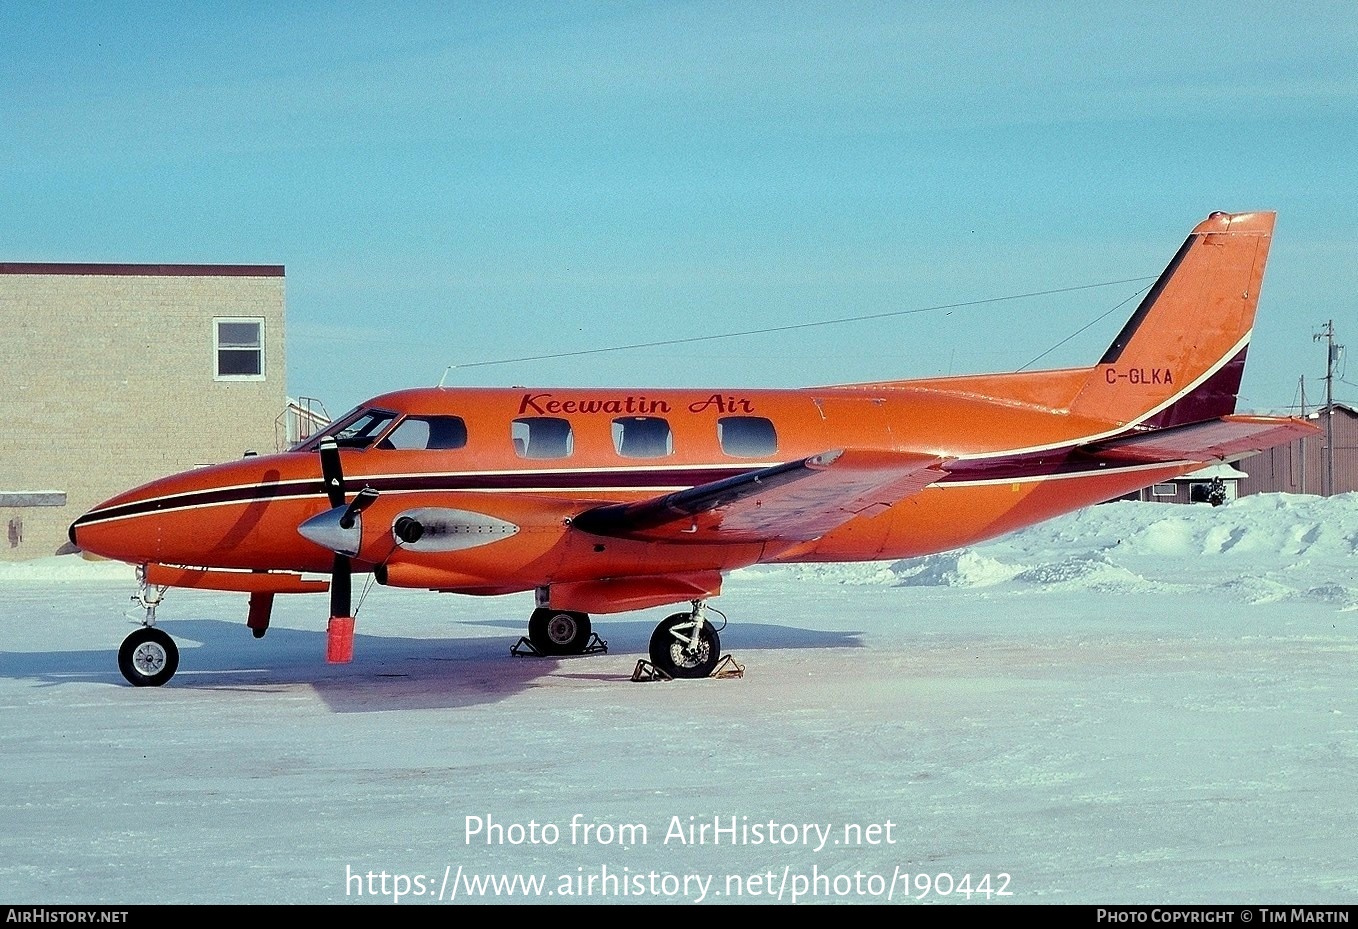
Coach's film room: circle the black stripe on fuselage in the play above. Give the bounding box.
[71,478,327,528]
[71,450,1169,530]
[69,467,753,528]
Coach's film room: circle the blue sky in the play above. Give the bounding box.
[3,2,1355,413]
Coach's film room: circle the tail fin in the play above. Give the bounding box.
[1070,211,1275,428]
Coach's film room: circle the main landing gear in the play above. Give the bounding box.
[647,600,722,679]
[512,608,610,658]
[119,570,179,687]
[513,600,728,679]
[529,608,594,655]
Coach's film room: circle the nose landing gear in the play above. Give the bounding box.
[119,568,179,687]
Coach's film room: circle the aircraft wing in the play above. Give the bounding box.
[571,449,949,543]
[1083,414,1319,463]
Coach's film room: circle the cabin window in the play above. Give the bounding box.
[612,416,673,458]
[214,318,264,380]
[382,415,468,450]
[324,409,397,449]
[718,416,777,457]
[512,417,573,459]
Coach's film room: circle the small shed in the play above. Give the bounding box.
[1134,462,1248,505]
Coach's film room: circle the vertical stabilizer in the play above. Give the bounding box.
[1070,211,1274,428]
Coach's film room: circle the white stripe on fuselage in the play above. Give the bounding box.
[82,337,1248,528]
[964,331,1251,460]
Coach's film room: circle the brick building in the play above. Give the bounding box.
[1,263,287,560]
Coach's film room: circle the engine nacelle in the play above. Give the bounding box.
[390,507,520,552]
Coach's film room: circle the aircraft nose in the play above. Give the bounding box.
[67,511,122,557]
[69,453,332,570]
[67,458,273,564]
[69,491,160,564]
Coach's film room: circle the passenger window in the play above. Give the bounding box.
[512,417,574,459]
[612,417,673,458]
[718,416,778,457]
[383,415,468,450]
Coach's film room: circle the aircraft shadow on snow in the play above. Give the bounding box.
[4,617,862,712]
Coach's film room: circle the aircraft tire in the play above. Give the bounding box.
[528,608,592,656]
[649,613,721,679]
[118,627,179,687]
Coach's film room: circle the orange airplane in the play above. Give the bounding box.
[71,210,1317,686]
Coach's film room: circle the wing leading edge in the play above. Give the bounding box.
[571,449,948,543]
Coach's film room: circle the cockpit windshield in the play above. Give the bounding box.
[294,408,398,451]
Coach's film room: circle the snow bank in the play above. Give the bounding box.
[883,494,1358,606]
[1013,493,1358,561]
[892,549,1022,588]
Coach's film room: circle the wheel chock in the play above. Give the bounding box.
[631,654,744,682]
[631,659,672,682]
[711,654,744,679]
[512,632,610,659]
[510,637,543,658]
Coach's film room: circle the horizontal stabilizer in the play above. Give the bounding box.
[572,449,948,543]
[1084,415,1319,464]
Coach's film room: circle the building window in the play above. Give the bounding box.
[214,318,264,380]
[1151,484,1177,496]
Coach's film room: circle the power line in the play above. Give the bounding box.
[439,275,1159,375]
[1015,283,1153,372]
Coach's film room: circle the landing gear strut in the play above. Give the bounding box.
[648,600,722,679]
[119,568,179,687]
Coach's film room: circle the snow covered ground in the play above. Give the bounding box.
[3,494,1356,904]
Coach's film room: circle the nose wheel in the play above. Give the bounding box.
[118,627,179,687]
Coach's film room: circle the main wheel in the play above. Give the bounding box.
[527,608,592,656]
[118,627,179,687]
[649,612,721,679]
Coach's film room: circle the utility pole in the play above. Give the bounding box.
[1299,375,1307,495]
[1313,321,1340,497]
